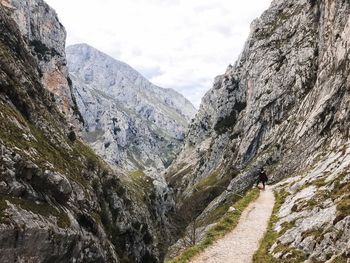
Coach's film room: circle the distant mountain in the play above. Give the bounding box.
[66,44,196,176]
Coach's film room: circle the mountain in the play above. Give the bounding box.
[0,1,174,262]
[66,44,196,176]
[2,0,350,261]
[0,0,79,122]
[167,0,350,261]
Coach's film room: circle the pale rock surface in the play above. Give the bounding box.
[66,44,196,176]
[167,0,350,260]
[0,0,76,119]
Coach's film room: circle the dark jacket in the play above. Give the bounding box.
[259,170,268,182]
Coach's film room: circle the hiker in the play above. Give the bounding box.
[256,167,268,190]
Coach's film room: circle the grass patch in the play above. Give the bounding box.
[167,188,259,263]
[126,170,154,204]
[301,227,324,243]
[0,100,112,191]
[198,192,241,227]
[331,254,348,263]
[336,198,350,219]
[129,170,146,179]
[279,219,296,236]
[0,195,70,228]
[253,190,289,263]
[194,171,219,192]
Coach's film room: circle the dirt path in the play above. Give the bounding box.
[190,187,275,263]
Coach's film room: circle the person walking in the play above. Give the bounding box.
[256,167,268,190]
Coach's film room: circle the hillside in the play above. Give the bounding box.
[166,0,350,261]
[0,1,173,262]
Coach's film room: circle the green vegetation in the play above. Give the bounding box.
[331,254,348,263]
[198,192,241,228]
[0,100,113,191]
[336,198,350,220]
[167,188,259,263]
[174,168,238,232]
[301,227,324,244]
[307,177,327,188]
[332,176,350,200]
[0,195,70,228]
[327,173,350,223]
[194,171,219,192]
[252,172,349,263]
[0,98,117,232]
[279,219,296,236]
[253,190,289,263]
[127,170,153,204]
[129,170,146,179]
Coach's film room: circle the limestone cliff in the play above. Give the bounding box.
[66,44,196,176]
[167,0,350,261]
[0,2,172,262]
[0,0,78,121]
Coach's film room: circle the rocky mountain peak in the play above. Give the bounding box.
[66,43,197,175]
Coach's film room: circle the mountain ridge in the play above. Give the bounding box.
[68,43,194,109]
[66,43,196,175]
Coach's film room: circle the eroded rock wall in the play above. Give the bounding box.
[167,0,350,260]
[1,0,76,119]
[0,2,172,262]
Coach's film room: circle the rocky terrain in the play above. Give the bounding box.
[166,0,350,261]
[0,1,174,262]
[1,0,350,262]
[0,0,77,122]
[66,44,196,175]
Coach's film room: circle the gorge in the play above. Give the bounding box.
[0,0,349,262]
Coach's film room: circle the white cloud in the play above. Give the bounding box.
[46,0,272,107]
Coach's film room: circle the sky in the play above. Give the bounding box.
[45,0,272,108]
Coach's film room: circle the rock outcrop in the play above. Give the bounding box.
[0,1,173,262]
[66,44,196,176]
[0,0,78,121]
[167,0,350,260]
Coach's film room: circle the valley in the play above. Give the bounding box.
[0,0,349,262]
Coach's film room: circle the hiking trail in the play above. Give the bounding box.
[190,187,275,263]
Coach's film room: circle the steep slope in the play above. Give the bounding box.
[66,44,196,175]
[0,0,77,121]
[167,0,350,260]
[0,1,173,262]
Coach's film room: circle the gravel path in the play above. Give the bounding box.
[190,187,275,263]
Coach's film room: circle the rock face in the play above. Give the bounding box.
[0,1,173,262]
[66,44,196,175]
[0,0,78,121]
[167,0,350,260]
[271,154,350,262]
